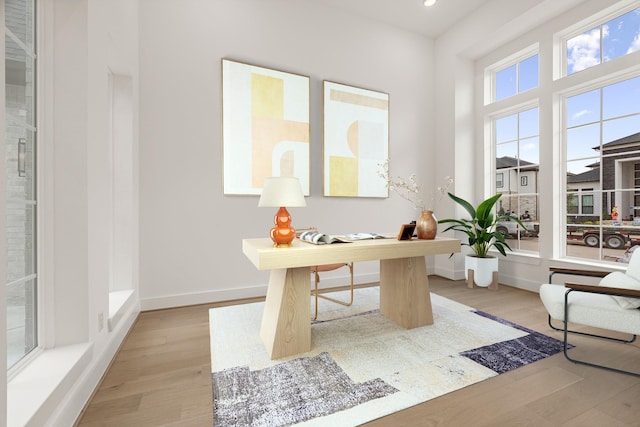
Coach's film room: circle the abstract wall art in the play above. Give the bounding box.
[222,59,310,195]
[322,81,388,197]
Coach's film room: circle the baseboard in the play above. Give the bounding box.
[141,272,382,311]
[140,284,268,311]
[497,272,541,293]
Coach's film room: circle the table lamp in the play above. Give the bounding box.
[258,176,307,247]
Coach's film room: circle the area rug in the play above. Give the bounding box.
[209,287,565,426]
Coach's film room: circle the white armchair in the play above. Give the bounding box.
[539,250,640,377]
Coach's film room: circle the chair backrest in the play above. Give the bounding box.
[625,246,640,281]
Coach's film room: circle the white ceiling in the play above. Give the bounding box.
[313,0,494,39]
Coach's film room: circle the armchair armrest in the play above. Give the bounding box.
[565,282,640,299]
[548,267,611,283]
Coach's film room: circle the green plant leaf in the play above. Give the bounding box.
[438,192,520,258]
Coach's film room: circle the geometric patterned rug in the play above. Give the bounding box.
[210,287,565,426]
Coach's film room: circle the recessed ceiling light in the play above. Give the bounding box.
[423,0,437,6]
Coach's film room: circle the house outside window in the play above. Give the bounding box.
[496,172,503,188]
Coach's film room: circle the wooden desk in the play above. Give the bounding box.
[242,237,461,359]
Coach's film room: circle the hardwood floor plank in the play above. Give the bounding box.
[559,409,629,427]
[592,382,640,425]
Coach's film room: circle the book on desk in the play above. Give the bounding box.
[297,230,391,245]
[297,231,351,244]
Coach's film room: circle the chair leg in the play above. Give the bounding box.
[311,271,320,321]
[317,263,354,307]
[561,290,640,377]
[548,315,637,344]
[311,263,354,321]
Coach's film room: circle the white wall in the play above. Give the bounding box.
[137,0,436,309]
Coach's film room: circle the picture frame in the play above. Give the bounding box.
[397,224,416,241]
[322,80,389,198]
[222,59,310,195]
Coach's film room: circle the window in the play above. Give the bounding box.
[566,7,640,75]
[582,193,594,215]
[6,0,37,369]
[494,106,540,252]
[565,75,640,259]
[480,3,640,265]
[567,191,579,214]
[494,53,539,101]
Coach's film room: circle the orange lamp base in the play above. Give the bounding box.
[270,206,296,248]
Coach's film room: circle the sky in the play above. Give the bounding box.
[566,8,640,176]
[496,8,640,176]
[567,8,640,74]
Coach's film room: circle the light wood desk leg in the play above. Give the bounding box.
[260,267,311,359]
[380,256,434,329]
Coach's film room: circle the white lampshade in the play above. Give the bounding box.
[258,177,307,207]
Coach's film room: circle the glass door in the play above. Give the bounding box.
[5,0,37,369]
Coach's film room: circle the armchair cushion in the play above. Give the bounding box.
[599,271,640,309]
[625,245,640,280]
[539,283,640,335]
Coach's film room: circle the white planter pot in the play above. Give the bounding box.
[465,255,498,287]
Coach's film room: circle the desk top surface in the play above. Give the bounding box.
[242,236,461,270]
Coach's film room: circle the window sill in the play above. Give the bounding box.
[491,249,542,265]
[7,343,92,426]
[108,289,135,332]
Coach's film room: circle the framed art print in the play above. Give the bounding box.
[222,59,310,195]
[322,81,389,197]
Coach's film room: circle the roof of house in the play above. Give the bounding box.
[496,156,539,170]
[567,167,600,183]
[598,132,640,150]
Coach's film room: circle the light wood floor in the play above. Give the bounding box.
[76,277,640,426]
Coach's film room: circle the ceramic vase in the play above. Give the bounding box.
[416,210,437,240]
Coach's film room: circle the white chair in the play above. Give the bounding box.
[539,250,640,377]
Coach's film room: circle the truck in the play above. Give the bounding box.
[496,219,538,238]
[569,228,632,249]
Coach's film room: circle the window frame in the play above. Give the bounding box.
[489,102,540,254]
[559,67,640,259]
[556,3,640,79]
[484,44,539,106]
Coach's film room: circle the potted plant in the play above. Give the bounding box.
[438,193,527,287]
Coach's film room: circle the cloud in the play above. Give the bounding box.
[627,32,640,54]
[567,27,603,73]
[572,109,591,120]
